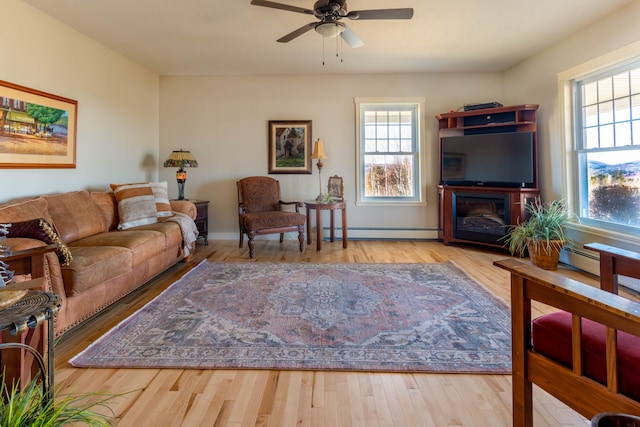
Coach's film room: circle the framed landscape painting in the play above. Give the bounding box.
[0,80,77,168]
[268,120,312,174]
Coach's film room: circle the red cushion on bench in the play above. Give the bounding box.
[532,310,640,401]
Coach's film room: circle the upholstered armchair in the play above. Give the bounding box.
[237,176,306,258]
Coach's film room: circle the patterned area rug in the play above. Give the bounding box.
[71,261,512,373]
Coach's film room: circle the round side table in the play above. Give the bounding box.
[0,290,60,404]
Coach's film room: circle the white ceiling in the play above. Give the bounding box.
[24,0,633,75]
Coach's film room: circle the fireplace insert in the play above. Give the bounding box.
[452,193,510,244]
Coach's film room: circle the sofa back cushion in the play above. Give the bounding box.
[90,192,119,231]
[45,191,109,243]
[0,197,54,225]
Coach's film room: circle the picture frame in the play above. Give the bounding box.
[442,153,466,180]
[268,120,312,174]
[328,175,344,200]
[0,80,77,168]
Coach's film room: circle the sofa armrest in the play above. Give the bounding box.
[170,200,197,219]
[493,258,640,424]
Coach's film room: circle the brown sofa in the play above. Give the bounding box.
[0,189,197,336]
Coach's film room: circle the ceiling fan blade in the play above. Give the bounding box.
[347,8,414,20]
[277,23,316,43]
[340,25,364,48]
[250,0,314,15]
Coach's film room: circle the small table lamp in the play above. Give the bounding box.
[163,149,198,200]
[311,138,328,200]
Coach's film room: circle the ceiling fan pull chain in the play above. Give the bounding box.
[322,37,326,66]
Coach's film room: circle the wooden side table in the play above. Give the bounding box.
[305,200,348,251]
[174,199,209,245]
[192,200,209,245]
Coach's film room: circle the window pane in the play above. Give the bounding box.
[600,124,615,148]
[633,120,640,145]
[364,154,415,197]
[631,69,640,94]
[389,140,400,152]
[584,150,640,227]
[599,101,614,124]
[584,104,599,127]
[377,126,388,139]
[364,112,376,123]
[583,82,598,106]
[376,140,388,152]
[614,97,631,122]
[615,122,632,147]
[365,140,376,152]
[632,94,640,120]
[598,78,614,102]
[613,72,630,98]
[585,127,600,149]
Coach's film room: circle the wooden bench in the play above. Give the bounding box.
[494,243,640,426]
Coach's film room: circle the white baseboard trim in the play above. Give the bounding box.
[561,246,640,293]
[209,228,439,242]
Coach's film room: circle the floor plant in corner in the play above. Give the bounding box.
[501,199,576,270]
[0,375,117,427]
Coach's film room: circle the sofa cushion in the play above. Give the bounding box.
[110,183,158,230]
[0,197,54,225]
[5,218,73,266]
[133,221,183,249]
[45,191,109,243]
[62,246,131,295]
[90,192,119,231]
[149,181,173,218]
[532,310,640,401]
[69,229,165,267]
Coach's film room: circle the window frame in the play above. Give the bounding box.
[559,40,640,242]
[354,97,426,206]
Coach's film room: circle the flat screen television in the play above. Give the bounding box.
[441,131,536,188]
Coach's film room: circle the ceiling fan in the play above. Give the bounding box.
[250,0,414,48]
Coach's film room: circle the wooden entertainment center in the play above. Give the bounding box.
[436,104,540,249]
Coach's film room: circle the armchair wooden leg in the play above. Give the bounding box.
[298,227,304,252]
[279,233,284,243]
[247,231,256,259]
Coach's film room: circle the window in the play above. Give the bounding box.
[355,97,424,205]
[574,60,640,232]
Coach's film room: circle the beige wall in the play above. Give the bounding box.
[0,0,159,201]
[159,73,504,240]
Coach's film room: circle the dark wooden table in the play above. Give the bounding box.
[305,200,347,251]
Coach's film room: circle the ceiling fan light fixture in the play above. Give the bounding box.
[315,22,345,39]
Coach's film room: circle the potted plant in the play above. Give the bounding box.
[501,199,576,270]
[0,374,117,427]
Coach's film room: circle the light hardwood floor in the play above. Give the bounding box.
[54,240,599,426]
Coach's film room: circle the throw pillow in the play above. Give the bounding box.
[3,218,73,267]
[149,181,173,218]
[110,183,158,230]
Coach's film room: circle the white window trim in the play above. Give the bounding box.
[354,96,426,206]
[558,40,640,244]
